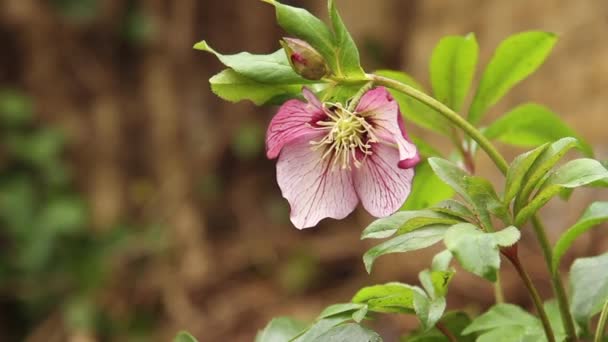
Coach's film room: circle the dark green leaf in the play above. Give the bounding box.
[174,331,198,342]
[430,34,478,112]
[361,209,459,240]
[444,224,520,281]
[194,41,308,84]
[316,323,382,342]
[468,31,557,124]
[374,70,450,135]
[414,293,446,331]
[292,314,353,342]
[515,159,608,226]
[265,0,337,72]
[552,202,608,272]
[327,0,365,78]
[363,226,448,273]
[428,158,508,229]
[402,312,476,342]
[209,69,301,105]
[319,303,368,324]
[352,282,424,314]
[462,304,545,341]
[403,161,456,211]
[484,103,593,156]
[503,143,549,204]
[569,253,608,325]
[256,317,307,342]
[431,200,476,222]
[514,137,579,213]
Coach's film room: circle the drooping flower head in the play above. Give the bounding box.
[266,87,420,229]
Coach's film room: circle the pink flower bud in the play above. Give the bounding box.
[281,37,329,80]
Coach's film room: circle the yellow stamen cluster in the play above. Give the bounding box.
[310,103,378,170]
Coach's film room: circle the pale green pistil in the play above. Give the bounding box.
[310,103,378,170]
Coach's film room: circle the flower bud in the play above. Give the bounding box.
[281,37,329,80]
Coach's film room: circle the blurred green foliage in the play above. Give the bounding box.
[0,89,162,340]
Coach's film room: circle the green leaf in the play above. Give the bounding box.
[363,226,448,273]
[256,317,307,342]
[419,269,454,299]
[361,209,459,240]
[39,196,87,234]
[444,224,520,281]
[430,34,478,112]
[316,323,382,342]
[544,300,572,341]
[414,293,446,331]
[174,331,198,342]
[514,137,580,213]
[319,303,368,324]
[402,312,476,342]
[431,200,476,222]
[462,304,545,341]
[428,158,508,229]
[515,159,608,226]
[194,41,308,84]
[293,314,353,342]
[569,253,608,325]
[403,161,456,211]
[374,70,451,135]
[209,69,301,105]
[327,0,365,78]
[353,282,425,314]
[265,1,337,73]
[0,89,33,126]
[552,202,608,272]
[468,31,557,124]
[431,250,453,271]
[6,129,64,167]
[410,135,443,159]
[503,143,550,204]
[484,103,593,156]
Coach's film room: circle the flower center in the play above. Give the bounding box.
[310,103,378,170]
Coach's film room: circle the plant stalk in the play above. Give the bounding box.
[368,74,509,174]
[436,322,458,342]
[508,253,556,342]
[368,73,568,342]
[595,299,608,342]
[532,216,579,341]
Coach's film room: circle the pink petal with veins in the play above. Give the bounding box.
[353,143,414,217]
[266,88,324,159]
[356,87,420,169]
[276,136,359,229]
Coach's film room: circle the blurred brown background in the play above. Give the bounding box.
[0,0,606,341]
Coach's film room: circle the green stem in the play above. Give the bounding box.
[368,73,563,341]
[368,74,509,174]
[509,254,556,342]
[532,216,579,342]
[347,81,375,112]
[436,322,458,342]
[595,299,608,342]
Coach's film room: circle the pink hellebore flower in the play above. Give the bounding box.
[266,87,421,229]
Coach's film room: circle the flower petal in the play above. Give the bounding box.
[353,143,414,217]
[266,88,324,159]
[276,136,359,229]
[356,87,420,169]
